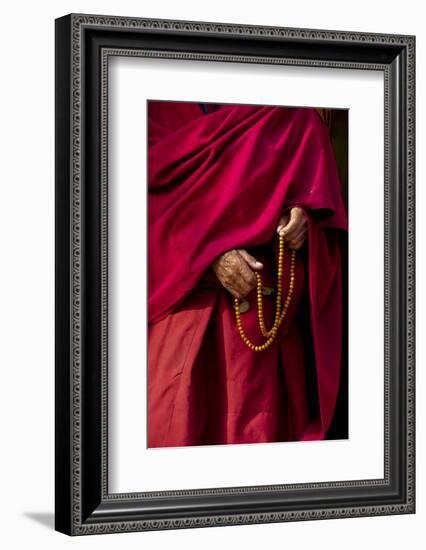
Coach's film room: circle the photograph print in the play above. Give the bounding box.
[147,100,348,449]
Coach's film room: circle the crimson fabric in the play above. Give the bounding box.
[148,101,348,447]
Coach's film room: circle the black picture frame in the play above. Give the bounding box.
[55,13,415,535]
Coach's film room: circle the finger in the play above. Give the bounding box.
[221,258,255,296]
[280,209,305,239]
[238,283,254,299]
[230,278,253,299]
[276,213,290,234]
[287,225,308,244]
[288,234,306,250]
[237,249,263,270]
[279,214,299,237]
[238,259,257,287]
[226,285,243,300]
[232,256,257,296]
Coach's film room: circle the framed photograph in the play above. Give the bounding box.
[55,13,415,535]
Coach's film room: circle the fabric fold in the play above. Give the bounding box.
[148,101,348,444]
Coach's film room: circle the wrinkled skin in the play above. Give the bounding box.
[212,207,307,299]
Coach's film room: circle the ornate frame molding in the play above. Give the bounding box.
[55,13,415,535]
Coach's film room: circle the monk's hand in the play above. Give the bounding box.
[211,249,263,299]
[276,206,308,250]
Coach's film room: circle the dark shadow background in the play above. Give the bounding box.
[323,109,349,440]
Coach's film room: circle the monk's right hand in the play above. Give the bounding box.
[211,249,263,299]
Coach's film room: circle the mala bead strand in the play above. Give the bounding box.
[233,235,296,352]
[257,235,286,337]
[234,303,277,351]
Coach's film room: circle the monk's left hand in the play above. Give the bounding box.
[276,206,308,250]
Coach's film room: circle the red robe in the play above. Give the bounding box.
[147,101,348,447]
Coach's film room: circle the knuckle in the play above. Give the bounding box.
[248,273,256,285]
[229,258,238,268]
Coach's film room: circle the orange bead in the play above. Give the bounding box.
[234,237,296,351]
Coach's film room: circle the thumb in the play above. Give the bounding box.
[237,249,264,271]
[276,212,290,235]
[279,208,298,237]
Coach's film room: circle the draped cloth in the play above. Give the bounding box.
[147,101,348,447]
